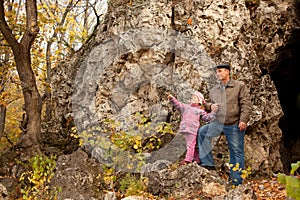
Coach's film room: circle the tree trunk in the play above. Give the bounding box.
[14,45,42,151]
[0,104,5,138]
[0,0,41,156]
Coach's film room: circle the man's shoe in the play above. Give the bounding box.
[201,165,216,170]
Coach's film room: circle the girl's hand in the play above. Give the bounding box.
[168,94,174,100]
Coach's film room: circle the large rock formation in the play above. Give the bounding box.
[42,0,298,198]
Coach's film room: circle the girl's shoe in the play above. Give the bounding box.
[179,160,191,165]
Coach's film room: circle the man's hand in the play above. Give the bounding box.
[211,103,219,112]
[239,121,247,131]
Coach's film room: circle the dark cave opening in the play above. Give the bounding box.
[270,16,300,173]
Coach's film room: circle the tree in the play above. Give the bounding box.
[0,0,16,142]
[0,67,22,145]
[0,67,7,139]
[0,0,106,155]
[0,0,42,154]
[0,21,23,149]
[36,0,105,120]
[0,97,6,139]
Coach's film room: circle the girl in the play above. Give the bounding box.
[168,91,218,165]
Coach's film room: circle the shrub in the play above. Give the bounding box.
[18,154,61,200]
[278,161,300,200]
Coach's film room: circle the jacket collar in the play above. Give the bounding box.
[217,79,233,89]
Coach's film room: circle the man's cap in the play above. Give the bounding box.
[214,63,231,71]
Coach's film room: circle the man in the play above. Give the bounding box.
[197,63,252,186]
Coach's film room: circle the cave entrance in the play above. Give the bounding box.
[270,25,300,173]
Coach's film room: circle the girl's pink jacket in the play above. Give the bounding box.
[170,97,216,135]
